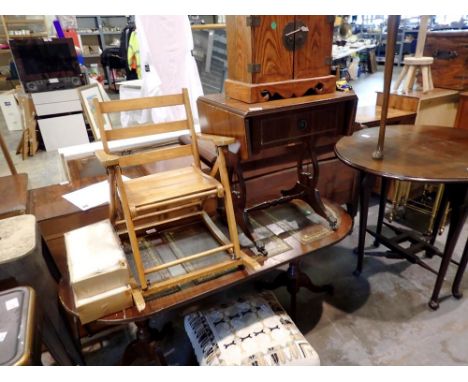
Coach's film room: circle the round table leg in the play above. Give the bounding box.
[428,299,440,311]
[452,239,468,299]
[121,320,167,366]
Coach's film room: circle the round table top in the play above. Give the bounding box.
[335,125,468,183]
[59,201,352,324]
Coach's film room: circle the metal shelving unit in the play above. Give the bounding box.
[76,15,129,87]
[76,15,127,51]
[376,29,417,65]
[357,16,420,66]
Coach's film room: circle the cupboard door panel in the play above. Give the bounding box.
[294,16,334,79]
[252,16,294,84]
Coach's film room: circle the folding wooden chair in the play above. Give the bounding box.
[94,88,258,295]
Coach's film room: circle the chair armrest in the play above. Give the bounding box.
[179,134,217,167]
[196,133,236,147]
[95,150,120,167]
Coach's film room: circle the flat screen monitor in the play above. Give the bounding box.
[10,38,83,92]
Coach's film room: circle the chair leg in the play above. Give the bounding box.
[0,127,17,175]
[408,66,417,91]
[393,64,408,91]
[108,168,118,225]
[428,67,434,91]
[422,66,430,93]
[404,65,416,94]
[116,169,148,290]
[216,151,260,271]
[126,222,147,290]
[216,148,242,259]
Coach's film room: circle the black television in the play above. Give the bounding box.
[10,38,83,93]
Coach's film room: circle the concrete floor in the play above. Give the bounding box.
[1,65,468,366]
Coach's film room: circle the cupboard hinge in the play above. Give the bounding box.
[247,63,261,73]
[246,16,261,27]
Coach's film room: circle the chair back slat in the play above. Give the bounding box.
[118,144,193,168]
[99,94,184,113]
[105,120,189,141]
[94,88,201,169]
[182,88,201,169]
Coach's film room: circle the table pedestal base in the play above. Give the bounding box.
[231,141,338,256]
[121,320,169,366]
[258,260,333,320]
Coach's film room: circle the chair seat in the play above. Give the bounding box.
[125,166,223,212]
[403,56,434,65]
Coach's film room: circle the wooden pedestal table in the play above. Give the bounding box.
[335,125,468,310]
[58,200,352,365]
[256,259,333,321]
[198,91,358,254]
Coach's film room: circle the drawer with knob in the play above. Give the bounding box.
[249,102,349,155]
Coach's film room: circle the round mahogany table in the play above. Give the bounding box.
[335,125,468,309]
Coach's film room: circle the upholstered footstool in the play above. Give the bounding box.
[184,291,320,366]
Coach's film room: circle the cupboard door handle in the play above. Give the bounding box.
[285,25,309,37]
[283,21,308,51]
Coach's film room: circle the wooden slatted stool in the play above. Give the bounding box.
[394,56,434,94]
[393,15,434,94]
[184,291,320,366]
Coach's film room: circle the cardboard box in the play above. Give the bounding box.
[0,90,22,131]
[65,219,131,300]
[74,285,133,324]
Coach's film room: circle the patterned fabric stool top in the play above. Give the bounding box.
[184,291,320,366]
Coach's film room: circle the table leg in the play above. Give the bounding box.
[257,260,332,321]
[374,177,390,247]
[346,170,362,234]
[303,142,337,230]
[121,319,167,366]
[229,150,267,255]
[282,140,337,229]
[41,236,62,283]
[354,171,375,276]
[429,184,468,310]
[452,239,468,299]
